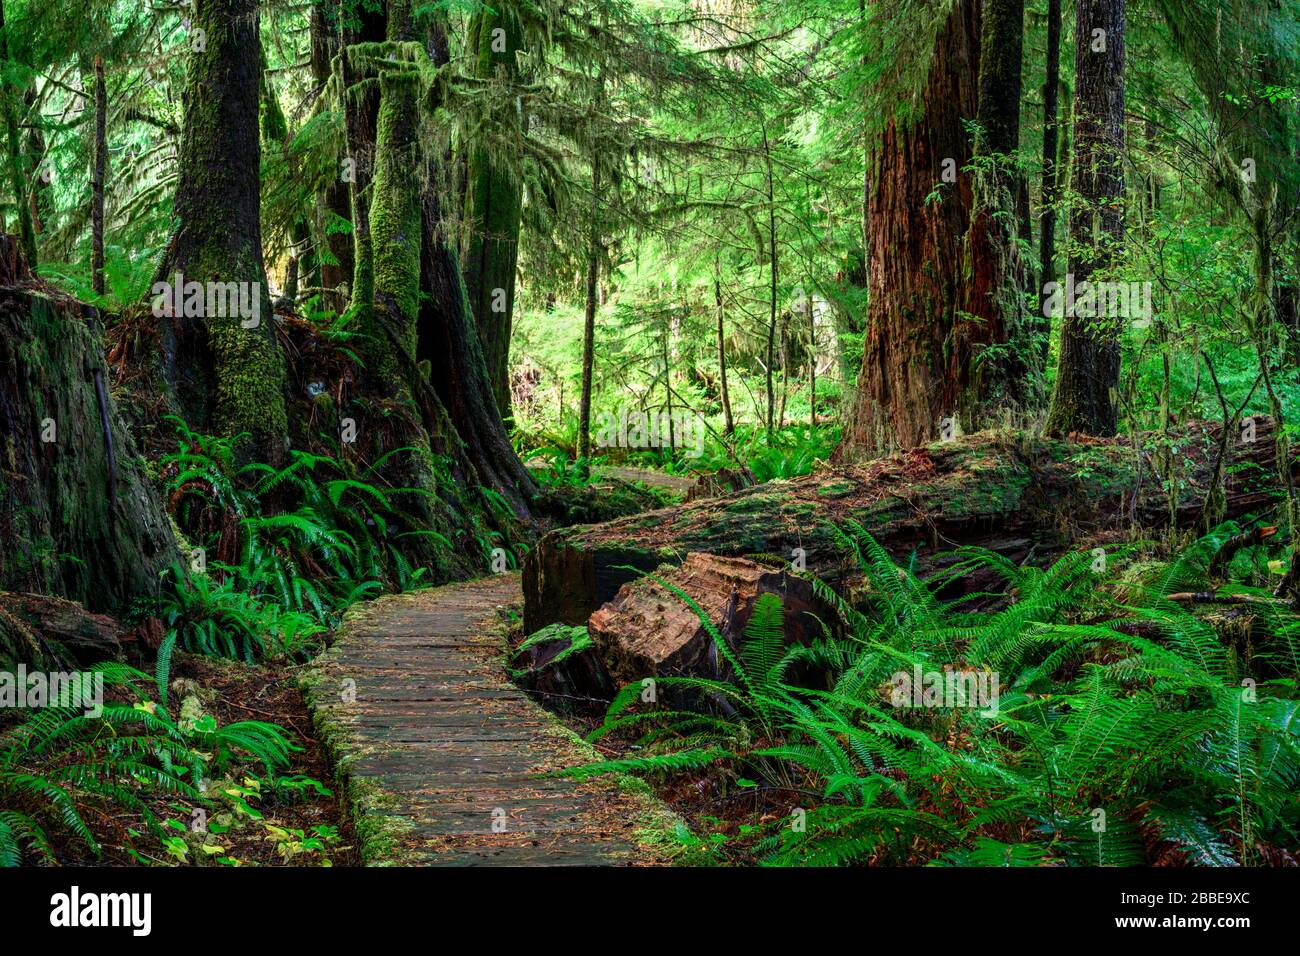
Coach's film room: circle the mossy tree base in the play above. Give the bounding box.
[0,243,180,611]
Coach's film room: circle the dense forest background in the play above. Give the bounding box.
[0,0,1298,868]
[21,0,1300,473]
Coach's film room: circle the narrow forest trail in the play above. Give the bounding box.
[303,573,678,866]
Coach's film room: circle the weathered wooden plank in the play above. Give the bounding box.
[303,573,676,866]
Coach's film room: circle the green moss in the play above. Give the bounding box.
[724,492,781,515]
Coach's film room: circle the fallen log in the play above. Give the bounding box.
[588,552,831,691]
[684,466,757,503]
[0,591,123,669]
[524,421,1294,632]
[511,622,614,709]
[514,553,834,706]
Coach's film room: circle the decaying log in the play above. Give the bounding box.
[0,590,123,669]
[0,237,180,611]
[524,421,1295,632]
[588,552,831,692]
[1208,525,1277,577]
[684,467,757,503]
[511,622,613,709]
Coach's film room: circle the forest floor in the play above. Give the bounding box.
[39,655,361,867]
[302,573,681,865]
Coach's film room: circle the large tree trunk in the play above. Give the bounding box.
[524,417,1295,632]
[364,0,422,392]
[416,17,538,524]
[1043,0,1126,437]
[1037,0,1062,363]
[418,175,539,524]
[962,0,1039,419]
[0,239,180,612]
[713,255,735,436]
[345,0,474,572]
[91,57,106,297]
[0,0,34,265]
[762,121,778,433]
[839,0,981,454]
[339,0,385,327]
[311,2,353,312]
[155,0,287,464]
[462,3,524,420]
[576,150,600,464]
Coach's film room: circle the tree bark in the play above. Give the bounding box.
[463,2,524,421]
[364,0,422,392]
[839,0,981,454]
[962,0,1038,420]
[586,553,832,694]
[0,0,36,265]
[1037,0,1062,366]
[312,2,352,312]
[156,0,287,464]
[1043,0,1126,437]
[415,13,538,523]
[0,592,123,669]
[713,255,735,435]
[0,239,180,612]
[762,120,778,434]
[339,0,385,327]
[576,78,603,465]
[91,57,106,297]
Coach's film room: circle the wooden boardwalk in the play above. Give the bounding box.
[303,573,674,866]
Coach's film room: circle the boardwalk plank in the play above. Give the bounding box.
[303,573,675,866]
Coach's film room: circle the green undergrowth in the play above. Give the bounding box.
[515,421,840,485]
[131,416,453,663]
[0,664,336,867]
[560,520,1300,866]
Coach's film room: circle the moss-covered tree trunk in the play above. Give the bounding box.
[339,0,465,572]
[0,0,36,266]
[576,133,601,465]
[156,0,287,464]
[0,239,180,611]
[525,418,1296,632]
[839,0,981,455]
[1037,0,1062,361]
[312,2,353,312]
[1043,0,1126,437]
[260,54,312,306]
[714,255,735,436]
[962,0,1039,420]
[364,0,426,392]
[416,14,538,523]
[462,2,524,420]
[91,56,107,297]
[338,1,384,327]
[345,2,536,568]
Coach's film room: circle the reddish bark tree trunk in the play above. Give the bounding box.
[840,0,981,455]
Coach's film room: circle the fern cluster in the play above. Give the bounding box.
[567,521,1300,866]
[156,416,445,660]
[0,665,297,866]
